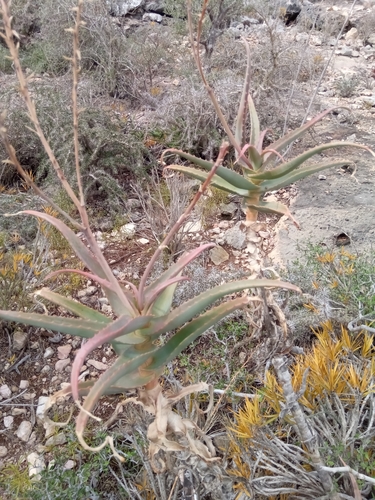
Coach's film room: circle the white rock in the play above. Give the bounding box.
[27,452,46,479]
[345,27,358,41]
[41,365,51,374]
[23,393,36,401]
[143,12,162,22]
[87,359,108,371]
[186,220,202,233]
[16,421,33,442]
[119,223,136,238]
[45,433,67,446]
[258,231,270,239]
[55,359,70,372]
[19,380,30,389]
[13,330,28,351]
[43,347,54,359]
[12,408,26,416]
[101,304,113,314]
[0,446,7,458]
[0,385,11,399]
[137,238,149,244]
[4,416,14,429]
[64,460,76,470]
[36,396,50,424]
[57,344,72,360]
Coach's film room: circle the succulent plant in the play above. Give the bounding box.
[165,7,375,226]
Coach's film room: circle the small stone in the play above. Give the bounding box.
[12,408,27,416]
[239,352,246,364]
[218,221,229,229]
[119,223,136,239]
[318,175,326,180]
[19,380,30,389]
[258,231,270,238]
[98,297,109,305]
[209,246,230,266]
[224,222,246,250]
[36,396,49,424]
[43,347,54,359]
[0,385,11,399]
[27,452,45,478]
[220,202,237,219]
[87,359,108,371]
[23,393,36,401]
[55,359,70,372]
[245,242,257,255]
[13,330,28,351]
[45,433,67,446]
[16,421,33,442]
[4,416,14,429]
[0,446,7,458]
[64,460,76,470]
[57,345,72,360]
[137,238,149,244]
[102,304,112,314]
[143,12,163,22]
[345,27,358,41]
[41,365,51,374]
[85,286,98,297]
[186,220,202,233]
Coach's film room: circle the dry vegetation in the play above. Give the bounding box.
[1,0,375,499]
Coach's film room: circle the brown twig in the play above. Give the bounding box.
[0,0,83,215]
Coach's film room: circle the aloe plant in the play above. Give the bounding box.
[0,0,301,464]
[165,2,375,227]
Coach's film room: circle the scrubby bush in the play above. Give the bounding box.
[0,81,157,216]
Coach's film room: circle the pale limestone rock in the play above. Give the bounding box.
[209,246,229,266]
[16,421,33,442]
[87,359,108,371]
[55,359,70,372]
[57,345,72,360]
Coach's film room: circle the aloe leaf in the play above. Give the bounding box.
[36,288,111,324]
[235,40,252,149]
[245,200,300,228]
[46,269,112,289]
[256,129,270,153]
[248,94,260,147]
[166,165,257,196]
[144,244,214,301]
[263,108,340,167]
[247,145,263,171]
[0,310,102,338]
[165,157,258,191]
[149,296,249,370]
[261,160,348,191]
[16,211,132,316]
[145,276,188,316]
[251,142,370,180]
[20,211,104,276]
[141,279,300,341]
[70,314,154,402]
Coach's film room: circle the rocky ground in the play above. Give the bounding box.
[0,0,375,494]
